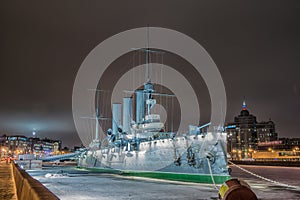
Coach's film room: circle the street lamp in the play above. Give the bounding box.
[268,148,272,152]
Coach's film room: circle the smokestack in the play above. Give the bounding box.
[112,103,122,136]
[135,90,145,124]
[123,97,132,134]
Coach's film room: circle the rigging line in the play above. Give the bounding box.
[83,119,89,145]
[89,91,94,140]
[132,51,135,92]
[106,91,110,133]
[161,54,163,129]
[172,96,174,133]
[154,52,156,86]
[149,43,151,82]
[101,91,106,117]
[90,93,94,142]
[166,93,169,132]
[161,55,163,93]
[139,51,141,86]
[127,50,139,92]
[146,26,150,82]
[95,90,100,140]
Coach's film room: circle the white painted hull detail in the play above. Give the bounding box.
[79,133,229,176]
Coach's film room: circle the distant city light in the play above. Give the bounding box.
[226,125,236,129]
[242,100,247,110]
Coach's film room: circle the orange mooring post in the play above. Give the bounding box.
[218,178,258,200]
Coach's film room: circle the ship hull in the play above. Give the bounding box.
[78,133,230,184]
[77,166,230,184]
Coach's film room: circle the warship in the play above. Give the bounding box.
[78,37,230,184]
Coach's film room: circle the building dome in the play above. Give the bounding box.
[240,109,250,116]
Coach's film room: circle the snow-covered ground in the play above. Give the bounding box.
[27,165,300,200]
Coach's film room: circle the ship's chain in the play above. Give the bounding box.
[228,160,300,191]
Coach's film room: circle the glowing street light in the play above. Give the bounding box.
[268,148,272,152]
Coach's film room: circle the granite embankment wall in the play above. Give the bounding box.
[231,160,300,167]
[12,163,59,200]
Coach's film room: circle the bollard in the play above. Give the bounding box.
[218,178,258,200]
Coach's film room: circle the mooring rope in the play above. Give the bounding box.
[228,160,300,190]
[207,158,219,191]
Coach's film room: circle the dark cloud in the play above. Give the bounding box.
[0,1,299,147]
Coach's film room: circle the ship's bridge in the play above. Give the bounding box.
[145,114,160,123]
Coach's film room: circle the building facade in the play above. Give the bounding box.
[253,139,300,161]
[0,134,61,159]
[226,101,277,160]
[31,137,61,156]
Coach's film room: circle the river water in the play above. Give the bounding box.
[27,165,300,200]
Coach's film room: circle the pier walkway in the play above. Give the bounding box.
[0,161,17,200]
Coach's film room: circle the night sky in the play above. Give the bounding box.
[0,1,299,147]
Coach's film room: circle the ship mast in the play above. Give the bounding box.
[136,27,157,122]
[144,27,154,116]
[95,107,99,141]
[146,26,150,83]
